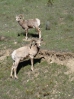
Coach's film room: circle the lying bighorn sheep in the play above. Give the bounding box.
[16,14,41,40]
[10,40,41,79]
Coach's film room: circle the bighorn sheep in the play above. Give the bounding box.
[16,14,41,40]
[10,40,41,79]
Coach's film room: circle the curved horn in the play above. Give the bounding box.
[19,14,24,19]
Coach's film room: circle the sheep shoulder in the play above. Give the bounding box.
[19,20,28,29]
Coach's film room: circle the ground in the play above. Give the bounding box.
[0,0,74,99]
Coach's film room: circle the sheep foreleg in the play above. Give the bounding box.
[14,59,20,79]
[39,30,41,39]
[10,62,15,78]
[10,59,19,79]
[36,28,41,39]
[30,58,34,71]
[25,29,28,40]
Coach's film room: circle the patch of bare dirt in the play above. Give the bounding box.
[0,36,10,41]
[0,48,74,73]
[0,49,11,61]
[38,50,74,73]
[22,37,41,42]
[0,36,6,41]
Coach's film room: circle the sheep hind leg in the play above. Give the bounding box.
[25,29,28,40]
[39,28,41,39]
[10,62,15,78]
[14,66,18,79]
[10,59,20,79]
[30,58,34,71]
[36,27,41,39]
[14,59,20,79]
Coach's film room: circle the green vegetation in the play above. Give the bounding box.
[0,0,74,99]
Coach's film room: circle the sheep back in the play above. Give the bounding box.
[11,46,29,61]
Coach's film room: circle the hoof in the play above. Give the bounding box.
[23,38,28,41]
[25,37,28,40]
[15,76,18,79]
[10,75,13,78]
[31,68,34,71]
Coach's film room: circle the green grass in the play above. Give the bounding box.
[0,61,74,99]
[0,0,74,99]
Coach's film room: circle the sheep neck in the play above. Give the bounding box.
[18,19,24,27]
[30,45,40,55]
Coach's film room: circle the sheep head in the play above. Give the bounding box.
[30,39,41,48]
[16,14,24,22]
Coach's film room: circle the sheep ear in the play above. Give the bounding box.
[22,15,24,20]
[31,40,36,46]
[29,44,32,48]
[29,40,33,48]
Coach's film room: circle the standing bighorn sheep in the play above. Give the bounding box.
[16,14,41,40]
[10,40,41,79]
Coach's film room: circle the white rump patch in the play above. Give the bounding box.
[11,50,16,60]
[36,18,40,26]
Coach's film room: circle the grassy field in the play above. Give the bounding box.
[0,0,74,99]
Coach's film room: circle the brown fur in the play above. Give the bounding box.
[10,40,40,79]
[16,14,41,40]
